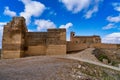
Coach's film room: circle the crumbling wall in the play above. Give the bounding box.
[2,17,66,59]
[25,32,47,56]
[25,29,66,56]
[91,43,117,49]
[67,42,88,52]
[70,32,101,44]
[2,17,119,59]
[2,17,27,59]
[46,29,66,55]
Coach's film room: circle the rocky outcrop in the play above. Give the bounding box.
[93,48,120,67]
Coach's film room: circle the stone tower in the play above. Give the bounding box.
[70,32,75,41]
[1,17,27,59]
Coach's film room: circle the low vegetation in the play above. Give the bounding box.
[93,48,120,67]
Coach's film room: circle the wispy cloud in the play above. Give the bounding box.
[85,0,101,19]
[59,0,103,19]
[107,15,120,23]
[112,3,120,12]
[102,23,116,30]
[4,6,17,17]
[102,2,120,30]
[59,0,90,13]
[19,0,46,25]
[102,32,120,44]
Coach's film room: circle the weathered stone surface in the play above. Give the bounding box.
[67,32,118,52]
[1,16,119,59]
[1,17,66,59]
[2,17,27,59]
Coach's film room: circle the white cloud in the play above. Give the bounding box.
[102,32,120,44]
[4,6,17,17]
[59,22,73,29]
[59,0,103,19]
[35,19,56,31]
[0,22,6,26]
[102,23,116,30]
[35,19,73,31]
[59,0,90,13]
[85,5,98,19]
[107,15,120,23]
[103,3,120,30]
[112,3,120,12]
[20,0,46,24]
[85,0,100,19]
[0,22,6,48]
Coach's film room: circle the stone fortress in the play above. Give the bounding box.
[1,17,120,59]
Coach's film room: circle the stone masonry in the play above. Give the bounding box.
[70,32,101,44]
[1,17,119,59]
[1,17,66,59]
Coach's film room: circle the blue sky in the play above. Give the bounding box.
[0,0,120,48]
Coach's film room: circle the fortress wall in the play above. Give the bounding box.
[91,43,117,49]
[25,32,47,56]
[46,45,66,55]
[2,27,23,59]
[25,29,66,56]
[67,42,117,53]
[1,17,27,59]
[67,42,88,52]
[2,17,66,58]
[25,45,46,56]
[48,29,66,41]
[46,29,66,55]
[26,32,47,46]
[117,44,120,49]
[1,50,21,59]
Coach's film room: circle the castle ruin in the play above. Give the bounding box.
[1,17,119,59]
[1,17,66,59]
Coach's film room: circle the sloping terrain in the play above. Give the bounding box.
[0,55,120,80]
[92,48,120,67]
[67,48,100,62]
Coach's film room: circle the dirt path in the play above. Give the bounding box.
[67,48,100,62]
[0,50,120,80]
[0,56,80,80]
[64,48,120,71]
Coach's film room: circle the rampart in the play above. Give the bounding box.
[67,32,118,52]
[25,29,66,56]
[1,17,119,59]
[1,17,66,59]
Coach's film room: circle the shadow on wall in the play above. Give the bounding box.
[0,49,1,59]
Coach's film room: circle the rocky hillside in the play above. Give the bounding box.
[0,56,120,80]
[93,48,120,67]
